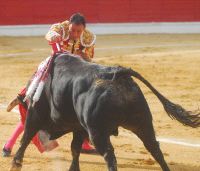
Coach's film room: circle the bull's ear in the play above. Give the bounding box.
[80,30,96,47]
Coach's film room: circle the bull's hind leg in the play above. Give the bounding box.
[10,107,41,171]
[69,131,84,171]
[131,121,170,171]
[88,130,117,171]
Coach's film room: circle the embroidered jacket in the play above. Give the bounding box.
[45,20,96,60]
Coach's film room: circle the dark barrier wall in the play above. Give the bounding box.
[1,0,200,25]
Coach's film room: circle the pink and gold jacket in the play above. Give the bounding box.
[45,20,96,60]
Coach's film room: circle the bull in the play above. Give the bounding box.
[10,53,200,171]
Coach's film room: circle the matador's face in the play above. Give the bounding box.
[68,23,85,41]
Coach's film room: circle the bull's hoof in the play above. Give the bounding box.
[68,164,80,171]
[69,168,80,171]
[9,160,22,171]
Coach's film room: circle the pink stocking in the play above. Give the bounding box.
[4,122,24,150]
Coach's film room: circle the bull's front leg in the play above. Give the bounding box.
[10,107,41,171]
[10,139,30,171]
[10,129,36,171]
[69,131,84,171]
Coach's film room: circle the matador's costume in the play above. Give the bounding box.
[4,20,97,155]
[46,20,96,60]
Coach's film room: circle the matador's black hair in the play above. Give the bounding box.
[69,13,86,27]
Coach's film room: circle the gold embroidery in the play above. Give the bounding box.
[46,20,95,59]
[81,30,96,47]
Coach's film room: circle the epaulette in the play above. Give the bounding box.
[49,21,70,40]
[80,29,96,47]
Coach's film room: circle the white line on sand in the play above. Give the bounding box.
[157,137,200,148]
[120,132,200,148]
[1,104,200,148]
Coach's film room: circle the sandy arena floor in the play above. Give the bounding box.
[0,34,200,171]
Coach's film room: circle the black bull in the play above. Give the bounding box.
[11,53,200,171]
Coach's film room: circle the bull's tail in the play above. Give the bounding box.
[113,67,200,128]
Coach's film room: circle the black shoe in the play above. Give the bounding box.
[7,97,20,112]
[2,147,11,157]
